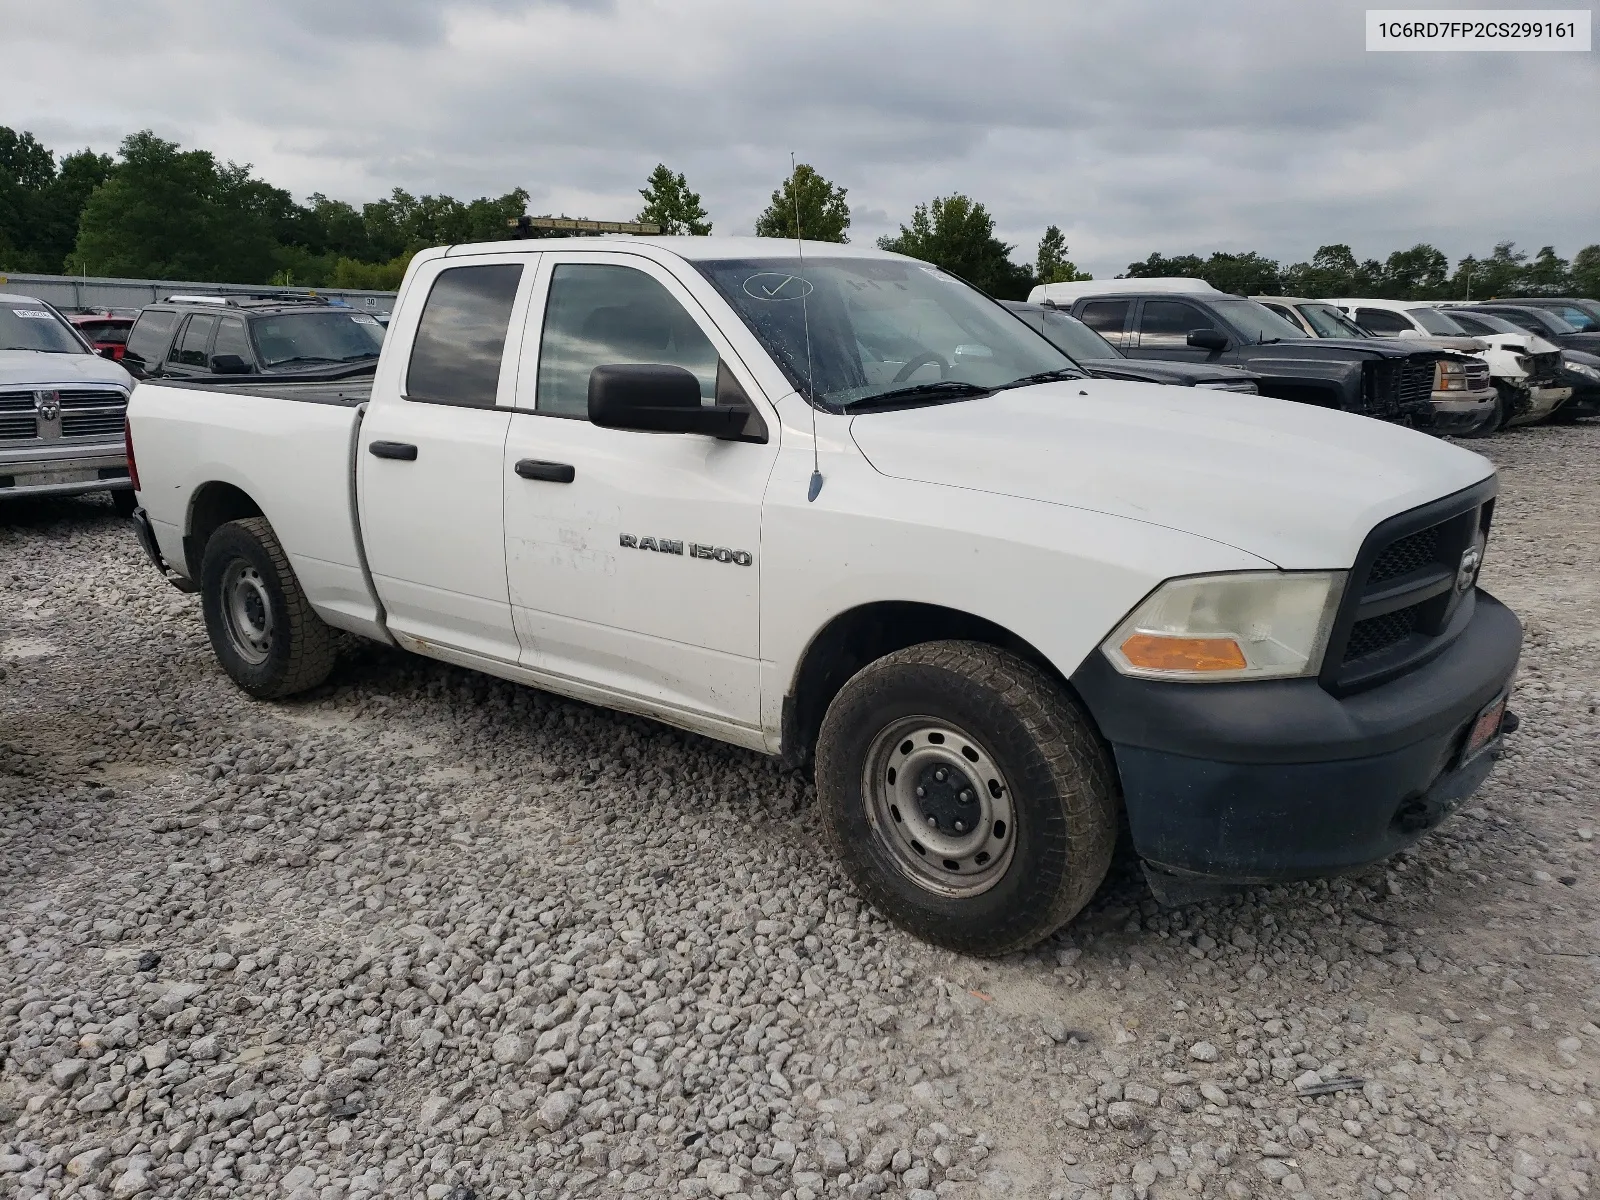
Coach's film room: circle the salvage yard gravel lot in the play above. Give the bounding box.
[2,424,1597,1200]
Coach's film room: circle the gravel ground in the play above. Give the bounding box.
[2,422,1597,1200]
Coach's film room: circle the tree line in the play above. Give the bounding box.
[3,125,1595,301]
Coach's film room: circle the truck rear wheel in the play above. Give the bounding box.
[816,641,1117,956]
[200,516,336,699]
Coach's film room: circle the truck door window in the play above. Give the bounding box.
[406,264,524,407]
[536,263,719,418]
[1136,300,1219,349]
[1078,299,1130,348]
[170,315,218,367]
[124,310,179,371]
[214,318,252,365]
[1354,308,1412,335]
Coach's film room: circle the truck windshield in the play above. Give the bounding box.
[0,303,86,354]
[252,311,386,369]
[695,257,1079,410]
[1409,308,1468,336]
[1298,303,1369,338]
[1210,299,1309,344]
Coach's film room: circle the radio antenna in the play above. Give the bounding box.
[792,152,823,503]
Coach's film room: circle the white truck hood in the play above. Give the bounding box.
[848,379,1494,569]
[0,350,133,390]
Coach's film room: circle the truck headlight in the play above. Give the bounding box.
[1567,360,1600,382]
[1103,571,1346,682]
[1195,381,1260,394]
[1435,361,1467,391]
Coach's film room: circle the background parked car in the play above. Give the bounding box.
[1030,279,1455,426]
[1467,296,1600,334]
[67,313,137,362]
[1446,309,1600,422]
[0,292,136,513]
[122,295,386,380]
[1000,301,1262,392]
[1329,298,1570,431]
[1460,303,1600,356]
[1255,296,1496,436]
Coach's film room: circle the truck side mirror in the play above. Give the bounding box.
[588,364,747,439]
[209,353,252,374]
[1187,329,1229,352]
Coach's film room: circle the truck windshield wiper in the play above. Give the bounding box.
[840,381,994,410]
[265,356,342,369]
[993,367,1085,390]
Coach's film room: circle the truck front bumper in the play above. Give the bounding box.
[1505,383,1572,427]
[1424,386,1498,434]
[0,444,130,500]
[1071,590,1522,884]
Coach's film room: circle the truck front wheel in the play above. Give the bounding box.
[200,516,337,699]
[816,641,1117,955]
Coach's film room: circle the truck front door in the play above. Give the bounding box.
[358,255,533,662]
[501,252,777,740]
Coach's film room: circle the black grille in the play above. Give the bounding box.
[1367,526,1441,585]
[0,414,35,440]
[0,390,34,413]
[1366,358,1438,420]
[62,412,125,438]
[1463,361,1490,390]
[1345,607,1421,660]
[1327,482,1496,692]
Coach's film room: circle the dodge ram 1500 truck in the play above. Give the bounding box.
[126,237,1523,955]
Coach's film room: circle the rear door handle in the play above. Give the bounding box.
[368,441,418,461]
[515,459,575,483]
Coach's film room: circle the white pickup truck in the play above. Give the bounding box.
[126,237,1522,954]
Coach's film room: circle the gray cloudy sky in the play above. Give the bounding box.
[6,0,1596,275]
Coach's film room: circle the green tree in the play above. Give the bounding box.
[635,164,711,235]
[1521,245,1570,295]
[1380,243,1450,299]
[878,194,1032,299]
[1281,244,1382,297]
[69,131,279,281]
[1034,225,1090,284]
[754,163,849,242]
[1450,241,1528,300]
[1572,245,1600,299]
[0,127,56,269]
[1124,250,1279,294]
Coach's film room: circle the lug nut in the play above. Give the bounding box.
[915,787,925,798]
[927,815,938,827]
[934,769,946,782]
[954,821,965,833]
[959,790,973,803]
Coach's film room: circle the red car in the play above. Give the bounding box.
[68,314,137,361]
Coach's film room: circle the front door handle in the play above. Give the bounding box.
[369,441,418,461]
[515,459,575,483]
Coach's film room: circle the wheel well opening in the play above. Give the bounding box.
[184,483,263,578]
[782,602,1064,769]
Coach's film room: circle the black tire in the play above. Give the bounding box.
[200,516,336,699]
[1459,388,1505,438]
[110,488,138,517]
[816,641,1118,956]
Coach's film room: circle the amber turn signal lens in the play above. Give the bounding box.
[1118,633,1247,673]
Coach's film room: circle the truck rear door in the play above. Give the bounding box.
[500,250,777,739]
[357,253,535,662]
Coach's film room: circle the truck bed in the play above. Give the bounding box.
[129,377,385,641]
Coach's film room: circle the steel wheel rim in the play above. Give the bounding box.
[221,560,273,665]
[862,716,1016,898]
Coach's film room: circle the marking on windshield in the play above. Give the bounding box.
[742,273,813,302]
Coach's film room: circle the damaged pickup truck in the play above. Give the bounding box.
[127,237,1522,955]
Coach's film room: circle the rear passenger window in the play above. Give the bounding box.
[171,315,217,366]
[213,318,252,365]
[1355,308,1412,335]
[406,264,524,407]
[124,310,178,369]
[535,263,719,418]
[1078,299,1130,347]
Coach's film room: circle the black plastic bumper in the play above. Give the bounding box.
[1071,590,1522,882]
